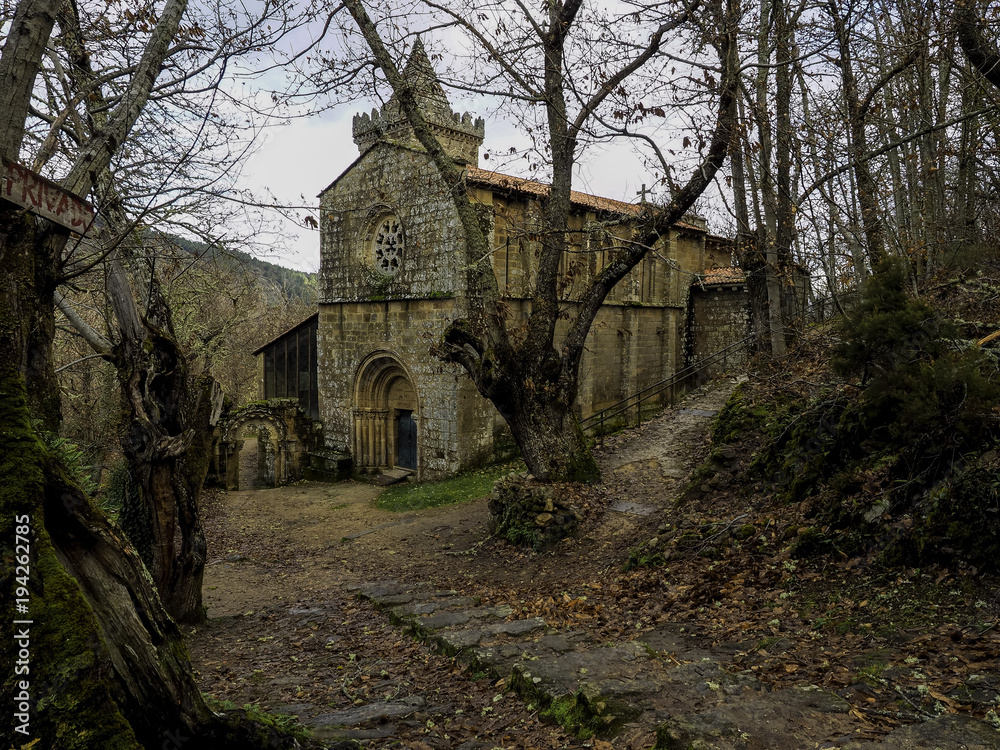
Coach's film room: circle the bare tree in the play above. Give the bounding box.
[16,0,327,627]
[0,0,317,744]
[339,0,742,482]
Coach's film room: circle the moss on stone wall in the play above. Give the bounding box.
[488,474,580,549]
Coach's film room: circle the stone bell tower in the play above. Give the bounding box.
[351,39,485,166]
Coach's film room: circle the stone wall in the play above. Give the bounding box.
[317,299,497,480]
[319,143,471,305]
[687,284,750,376]
[484,192,707,310]
[317,140,500,480]
[211,400,321,490]
[488,474,580,549]
[315,136,736,480]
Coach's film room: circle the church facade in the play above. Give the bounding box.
[256,42,747,481]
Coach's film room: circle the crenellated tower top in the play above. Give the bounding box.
[352,39,485,165]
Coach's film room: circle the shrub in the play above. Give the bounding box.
[834,259,998,455]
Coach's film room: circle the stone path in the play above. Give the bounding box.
[301,580,996,749]
[598,377,741,477]
[297,379,1000,749]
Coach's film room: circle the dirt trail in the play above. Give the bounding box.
[190,379,740,748]
[199,378,741,618]
[188,378,1000,749]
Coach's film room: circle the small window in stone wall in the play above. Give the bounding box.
[370,214,404,276]
[494,218,509,294]
[640,255,656,303]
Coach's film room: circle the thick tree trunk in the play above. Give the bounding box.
[737,235,773,353]
[163,375,218,621]
[0,211,303,749]
[111,258,215,624]
[958,0,1000,92]
[506,390,598,484]
[1,0,305,744]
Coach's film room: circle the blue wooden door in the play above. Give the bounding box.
[397,411,416,469]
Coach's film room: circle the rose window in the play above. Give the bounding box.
[372,216,404,276]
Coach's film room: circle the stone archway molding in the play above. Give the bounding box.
[213,399,319,490]
[352,350,418,474]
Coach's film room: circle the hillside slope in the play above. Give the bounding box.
[707,260,1000,574]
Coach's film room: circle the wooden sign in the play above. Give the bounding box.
[1,158,95,233]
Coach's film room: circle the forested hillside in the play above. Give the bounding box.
[654,252,1000,576]
[168,233,318,305]
[52,234,317,489]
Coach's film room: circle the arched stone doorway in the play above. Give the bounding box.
[213,401,318,490]
[353,353,418,474]
[235,425,277,490]
[221,411,285,490]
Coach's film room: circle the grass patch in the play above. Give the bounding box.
[375,463,521,512]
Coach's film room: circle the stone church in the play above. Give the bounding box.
[254,42,747,482]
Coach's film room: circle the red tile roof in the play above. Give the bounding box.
[700,266,745,286]
[464,167,704,232]
[465,167,640,216]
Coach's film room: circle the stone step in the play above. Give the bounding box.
[353,581,1000,748]
[372,467,413,485]
[841,713,1000,749]
[357,582,779,741]
[653,686,856,749]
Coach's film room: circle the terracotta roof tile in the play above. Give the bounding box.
[700,266,745,286]
[464,167,702,230]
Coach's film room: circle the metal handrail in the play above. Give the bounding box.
[578,286,860,436]
[580,334,755,436]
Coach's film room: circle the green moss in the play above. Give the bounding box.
[678,462,717,502]
[790,526,835,558]
[855,661,888,686]
[879,461,1000,572]
[539,695,597,740]
[203,698,313,743]
[623,539,667,571]
[534,684,637,739]
[1,370,141,750]
[711,382,769,445]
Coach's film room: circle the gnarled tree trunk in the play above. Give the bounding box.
[109,253,218,624]
[0,0,301,744]
[0,212,300,749]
